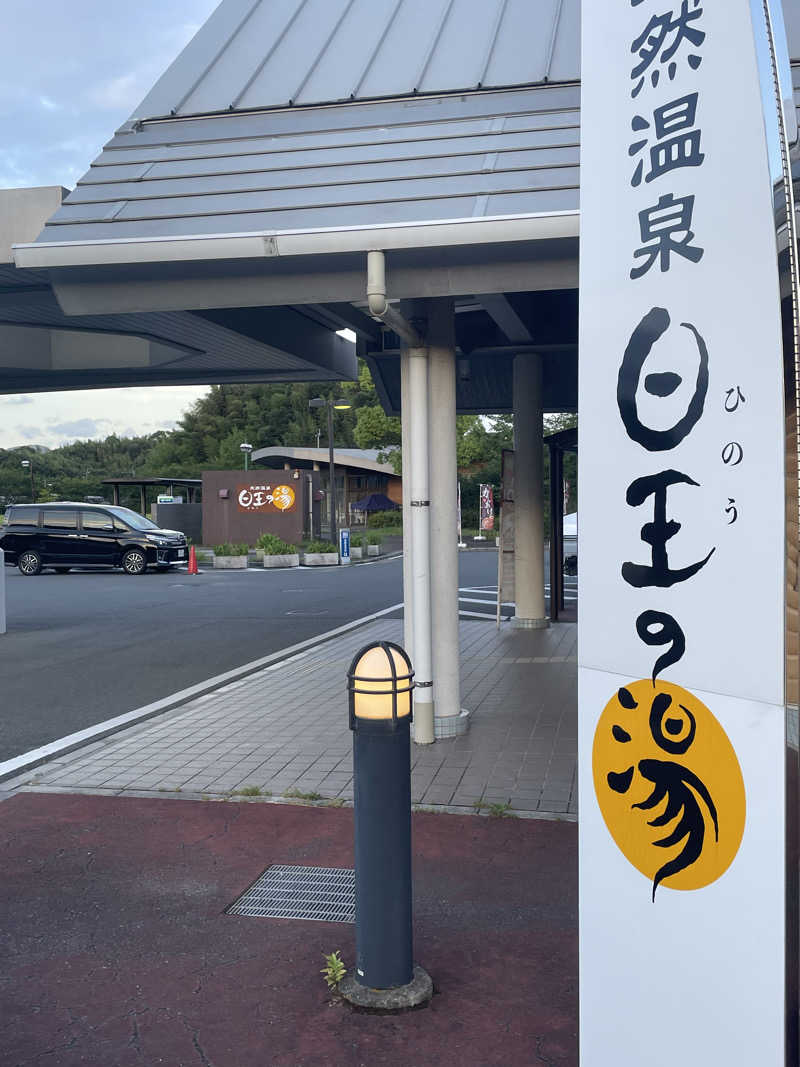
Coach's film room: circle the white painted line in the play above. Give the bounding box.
[458,596,514,606]
[0,600,403,784]
[459,609,510,621]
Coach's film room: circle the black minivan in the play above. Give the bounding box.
[0,503,188,575]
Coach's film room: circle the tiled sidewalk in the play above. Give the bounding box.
[6,620,577,818]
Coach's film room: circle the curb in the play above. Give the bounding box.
[0,601,403,785]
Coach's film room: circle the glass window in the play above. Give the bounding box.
[105,506,158,532]
[42,510,78,529]
[7,507,39,526]
[82,511,115,531]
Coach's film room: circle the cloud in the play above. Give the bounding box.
[2,395,33,405]
[16,426,42,440]
[47,418,109,438]
[87,73,143,112]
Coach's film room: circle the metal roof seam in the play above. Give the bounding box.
[133,79,582,128]
[289,0,358,106]
[78,134,582,185]
[51,173,581,226]
[349,0,404,100]
[413,0,456,93]
[67,149,581,206]
[170,0,263,117]
[478,0,510,88]
[544,0,566,82]
[229,0,312,111]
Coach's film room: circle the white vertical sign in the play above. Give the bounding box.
[579,2,790,1064]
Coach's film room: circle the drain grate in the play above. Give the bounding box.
[227,864,355,923]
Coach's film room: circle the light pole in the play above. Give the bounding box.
[20,460,34,503]
[308,397,351,557]
[239,442,253,471]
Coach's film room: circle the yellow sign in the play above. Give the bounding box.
[272,485,295,511]
[592,679,745,899]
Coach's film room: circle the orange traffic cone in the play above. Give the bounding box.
[187,545,199,575]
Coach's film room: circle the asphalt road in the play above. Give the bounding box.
[0,551,503,762]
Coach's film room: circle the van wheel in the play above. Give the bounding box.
[122,549,147,575]
[18,550,42,576]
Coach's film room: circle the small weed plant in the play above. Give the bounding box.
[321,951,347,990]
[473,799,513,817]
[283,787,323,802]
[234,785,269,797]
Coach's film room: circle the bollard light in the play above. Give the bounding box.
[339,641,433,1010]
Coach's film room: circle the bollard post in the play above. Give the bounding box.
[338,641,433,1009]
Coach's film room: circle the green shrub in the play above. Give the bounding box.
[366,532,382,545]
[257,532,297,555]
[367,509,401,528]
[305,540,337,554]
[350,534,365,548]
[213,542,249,556]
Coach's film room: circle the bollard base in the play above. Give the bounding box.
[338,965,433,1010]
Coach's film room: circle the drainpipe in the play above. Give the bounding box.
[367,251,422,346]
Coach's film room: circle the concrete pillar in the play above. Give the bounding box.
[513,354,548,628]
[407,343,434,743]
[400,349,414,658]
[428,299,461,724]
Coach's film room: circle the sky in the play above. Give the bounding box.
[1,0,222,450]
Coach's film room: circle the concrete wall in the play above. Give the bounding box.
[202,470,316,547]
[154,503,202,543]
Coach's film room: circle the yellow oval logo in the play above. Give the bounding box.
[592,679,745,899]
[272,485,295,511]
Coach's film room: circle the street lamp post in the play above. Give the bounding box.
[20,460,34,503]
[239,442,253,471]
[308,397,351,559]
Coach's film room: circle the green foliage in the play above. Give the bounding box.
[350,534,364,548]
[304,540,337,554]
[256,532,297,555]
[283,787,323,801]
[366,532,382,545]
[233,785,269,797]
[321,950,347,990]
[473,799,514,817]
[213,542,249,556]
[366,509,401,528]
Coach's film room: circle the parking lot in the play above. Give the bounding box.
[0,551,516,762]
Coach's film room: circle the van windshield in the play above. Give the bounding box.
[106,506,160,532]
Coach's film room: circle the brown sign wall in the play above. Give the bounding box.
[202,470,316,546]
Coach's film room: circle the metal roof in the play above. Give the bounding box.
[31,84,579,246]
[132,0,580,117]
[252,445,396,473]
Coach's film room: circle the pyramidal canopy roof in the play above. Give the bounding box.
[133,0,579,119]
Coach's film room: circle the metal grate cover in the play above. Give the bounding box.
[227,864,355,923]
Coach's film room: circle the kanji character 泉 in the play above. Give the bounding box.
[631,1,705,98]
[631,193,704,279]
[630,93,704,186]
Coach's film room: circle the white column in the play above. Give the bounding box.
[428,299,461,723]
[400,349,414,658]
[0,549,5,635]
[513,354,548,628]
[407,339,434,745]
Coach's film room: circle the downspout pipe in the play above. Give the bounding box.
[367,251,423,347]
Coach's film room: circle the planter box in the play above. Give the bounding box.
[303,552,339,566]
[254,549,265,561]
[367,544,381,556]
[350,546,363,560]
[213,555,248,569]
[263,553,300,569]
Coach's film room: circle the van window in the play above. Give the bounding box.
[41,510,78,529]
[7,507,39,526]
[82,512,114,531]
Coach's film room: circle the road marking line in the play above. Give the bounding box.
[0,600,403,785]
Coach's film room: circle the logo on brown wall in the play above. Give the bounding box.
[237,484,296,513]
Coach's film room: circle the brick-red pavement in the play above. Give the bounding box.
[0,794,577,1067]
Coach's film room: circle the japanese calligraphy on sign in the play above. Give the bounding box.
[237,483,296,513]
[579,0,790,1060]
